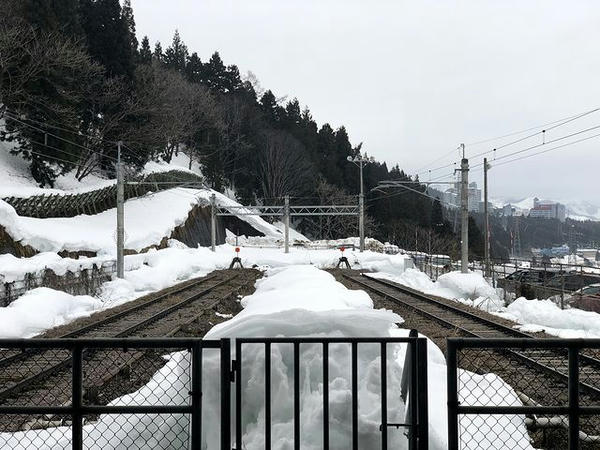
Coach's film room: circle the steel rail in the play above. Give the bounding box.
[343,273,600,399]
[0,275,218,368]
[0,274,238,402]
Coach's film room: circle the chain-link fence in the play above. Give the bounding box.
[0,338,230,450]
[447,338,600,450]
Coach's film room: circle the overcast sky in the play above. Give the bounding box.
[132,0,600,204]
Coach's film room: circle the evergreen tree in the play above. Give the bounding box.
[139,36,152,63]
[79,0,135,80]
[204,52,227,91]
[121,0,138,53]
[163,29,188,73]
[153,41,163,61]
[15,0,82,38]
[185,52,203,83]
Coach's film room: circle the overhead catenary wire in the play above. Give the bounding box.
[412,106,600,177]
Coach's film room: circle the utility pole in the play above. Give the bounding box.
[210,194,216,252]
[116,141,124,279]
[284,195,290,254]
[458,144,469,273]
[484,158,490,277]
[347,153,373,252]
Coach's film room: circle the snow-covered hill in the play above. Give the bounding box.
[492,195,600,221]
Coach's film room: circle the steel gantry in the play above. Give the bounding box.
[210,194,361,253]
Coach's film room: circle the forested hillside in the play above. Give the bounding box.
[0,0,475,256]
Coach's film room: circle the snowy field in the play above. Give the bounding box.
[0,265,534,449]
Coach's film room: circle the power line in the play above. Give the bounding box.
[465,107,600,146]
[2,111,122,163]
[412,106,600,176]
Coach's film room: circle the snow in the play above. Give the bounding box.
[0,252,113,283]
[0,186,293,254]
[498,297,600,338]
[0,288,102,338]
[375,266,600,339]
[372,269,505,312]
[0,244,412,338]
[0,265,534,449]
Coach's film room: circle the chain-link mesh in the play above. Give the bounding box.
[450,341,600,450]
[0,342,211,450]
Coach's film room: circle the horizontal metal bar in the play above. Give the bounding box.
[458,406,600,415]
[236,337,418,344]
[0,338,222,349]
[0,405,194,414]
[457,406,571,415]
[448,337,600,349]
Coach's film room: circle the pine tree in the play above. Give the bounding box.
[164,30,188,73]
[139,36,152,63]
[79,0,135,79]
[121,0,138,53]
[185,52,203,83]
[153,41,163,61]
[204,52,227,91]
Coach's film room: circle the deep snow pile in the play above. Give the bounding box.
[499,297,600,338]
[372,269,504,312]
[374,267,600,339]
[0,244,413,338]
[0,266,534,449]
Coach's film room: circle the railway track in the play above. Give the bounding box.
[342,273,600,399]
[0,271,245,421]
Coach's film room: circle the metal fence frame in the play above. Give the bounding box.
[0,335,429,450]
[446,338,600,450]
[0,338,231,450]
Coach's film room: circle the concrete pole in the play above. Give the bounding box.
[210,193,216,252]
[460,154,469,274]
[359,161,365,252]
[284,195,290,254]
[359,193,365,253]
[116,141,124,279]
[484,158,490,277]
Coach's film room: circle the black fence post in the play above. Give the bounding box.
[568,345,580,450]
[446,339,459,450]
[416,338,429,450]
[410,337,418,450]
[265,342,271,450]
[220,338,231,450]
[72,344,83,450]
[380,342,388,450]
[191,341,203,450]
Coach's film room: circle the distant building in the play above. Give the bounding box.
[441,182,481,212]
[529,197,566,222]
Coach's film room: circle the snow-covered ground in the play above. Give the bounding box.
[0,186,296,254]
[374,268,600,338]
[0,265,534,449]
[0,244,411,338]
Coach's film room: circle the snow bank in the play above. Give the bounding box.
[497,297,600,338]
[0,288,102,338]
[0,245,412,338]
[373,269,504,312]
